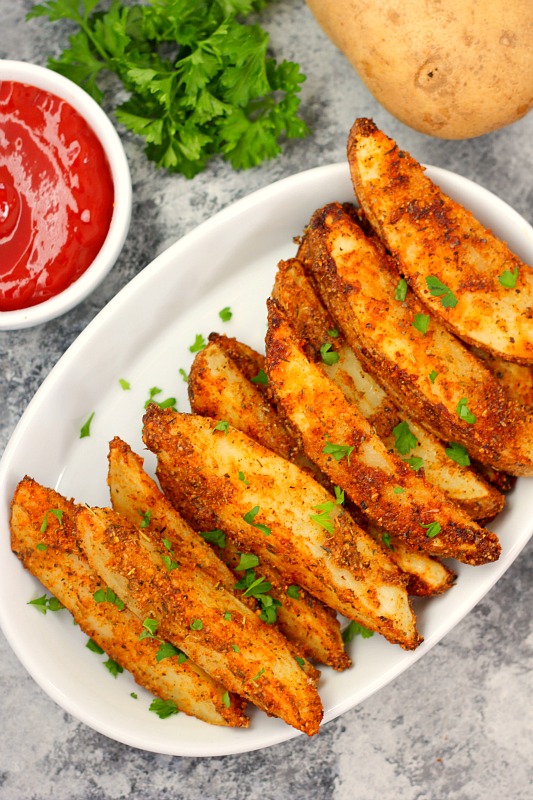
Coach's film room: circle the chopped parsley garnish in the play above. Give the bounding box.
[139,509,152,528]
[213,419,230,435]
[190,618,203,631]
[178,368,188,383]
[40,508,63,533]
[235,554,281,624]
[426,276,458,308]
[161,538,179,571]
[221,691,231,708]
[156,642,187,663]
[334,485,345,504]
[93,587,125,610]
[86,638,104,654]
[231,643,240,652]
[498,267,519,289]
[456,397,476,424]
[392,420,418,455]
[309,500,337,535]
[139,618,160,640]
[149,698,179,719]
[382,532,394,550]
[119,378,130,390]
[36,542,48,551]
[236,553,259,571]
[429,370,438,383]
[251,369,268,385]
[243,506,271,536]
[404,456,424,471]
[445,441,471,466]
[28,593,64,614]
[323,439,355,464]
[320,342,340,366]
[412,313,430,335]
[219,306,232,322]
[189,334,206,353]
[294,656,305,669]
[238,471,250,485]
[342,621,374,643]
[252,667,265,681]
[394,278,408,302]
[393,486,405,494]
[104,658,123,678]
[421,521,441,538]
[144,387,177,411]
[130,693,138,699]
[224,611,232,621]
[328,327,339,338]
[286,584,301,600]
[200,529,226,548]
[80,412,95,438]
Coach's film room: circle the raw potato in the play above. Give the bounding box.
[305,1,533,138]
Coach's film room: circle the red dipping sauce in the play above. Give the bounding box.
[0,80,114,311]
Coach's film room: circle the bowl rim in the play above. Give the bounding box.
[0,59,132,330]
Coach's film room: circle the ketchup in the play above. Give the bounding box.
[0,80,114,311]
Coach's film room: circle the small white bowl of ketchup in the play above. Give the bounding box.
[0,60,132,329]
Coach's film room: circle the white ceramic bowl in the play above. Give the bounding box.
[0,60,132,330]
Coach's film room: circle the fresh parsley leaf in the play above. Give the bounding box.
[429,370,438,383]
[421,521,441,538]
[243,506,271,536]
[404,455,424,471]
[200,529,226,548]
[190,618,203,631]
[36,542,48,551]
[179,368,188,383]
[28,593,65,614]
[224,611,232,621]
[138,509,152,528]
[322,439,355,464]
[93,587,125,610]
[104,658,123,677]
[252,667,265,681]
[328,327,339,338]
[412,314,430,335]
[382,532,394,550]
[498,267,519,289]
[40,508,63,533]
[342,621,374,643]
[426,276,458,308]
[309,501,336,535]
[221,690,231,708]
[236,553,259,571]
[251,369,268,385]
[286,584,301,600]
[156,642,187,663]
[149,698,179,719]
[86,637,104,654]
[394,278,408,302]
[219,306,232,322]
[393,486,404,494]
[213,419,230,435]
[294,656,305,669]
[119,378,130,390]
[446,442,471,466]
[139,618,159,640]
[189,334,206,353]
[456,397,476,425]
[392,421,418,455]
[231,643,240,652]
[238,470,250,485]
[80,411,95,438]
[320,342,340,366]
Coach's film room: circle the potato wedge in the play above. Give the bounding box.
[347,118,533,364]
[272,256,504,520]
[10,477,248,727]
[188,331,456,597]
[142,404,421,650]
[75,504,323,736]
[108,436,342,670]
[304,202,533,477]
[265,298,501,566]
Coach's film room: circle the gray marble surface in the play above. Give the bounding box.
[1,2,532,798]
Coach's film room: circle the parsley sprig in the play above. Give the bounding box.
[28,0,309,177]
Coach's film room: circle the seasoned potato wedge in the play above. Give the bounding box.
[265,299,501,566]
[348,118,533,364]
[304,202,533,477]
[10,478,248,727]
[142,404,422,650]
[189,332,456,597]
[272,256,504,521]
[76,504,323,736]
[108,436,344,670]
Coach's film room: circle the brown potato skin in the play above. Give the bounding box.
[306,0,533,139]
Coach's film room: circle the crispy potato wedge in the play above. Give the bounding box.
[470,348,533,411]
[272,256,504,520]
[108,436,341,670]
[188,331,456,597]
[76,504,323,736]
[142,404,421,650]
[347,118,533,364]
[265,298,501,566]
[10,477,248,727]
[304,202,533,477]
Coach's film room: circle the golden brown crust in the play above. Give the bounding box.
[265,298,501,567]
[348,118,533,364]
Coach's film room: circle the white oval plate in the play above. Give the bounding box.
[1,163,532,757]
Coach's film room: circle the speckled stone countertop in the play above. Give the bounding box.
[1,2,532,798]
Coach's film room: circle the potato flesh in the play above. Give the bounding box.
[265,299,501,567]
[142,405,421,650]
[10,478,248,728]
[348,118,533,363]
[304,201,533,477]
